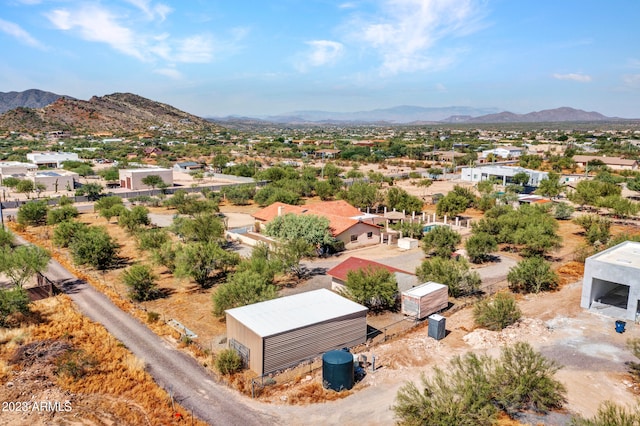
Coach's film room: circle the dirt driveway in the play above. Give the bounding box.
[253,280,640,425]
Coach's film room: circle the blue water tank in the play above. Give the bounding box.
[322,350,354,391]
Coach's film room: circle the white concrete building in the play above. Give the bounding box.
[581,241,640,321]
[461,165,548,186]
[32,170,78,191]
[480,146,524,161]
[118,167,173,190]
[0,161,37,177]
[26,152,80,168]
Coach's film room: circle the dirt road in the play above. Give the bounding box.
[27,237,277,426]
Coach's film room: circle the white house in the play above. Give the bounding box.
[461,165,548,186]
[0,161,37,177]
[118,168,173,190]
[480,146,524,162]
[26,152,80,168]
[581,241,640,321]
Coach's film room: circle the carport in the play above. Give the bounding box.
[581,241,640,321]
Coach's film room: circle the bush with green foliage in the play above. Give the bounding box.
[393,342,566,425]
[474,293,521,331]
[265,213,334,247]
[0,228,14,247]
[385,187,423,213]
[416,257,480,297]
[340,267,398,311]
[422,226,461,258]
[118,205,151,233]
[337,181,382,209]
[553,202,574,220]
[69,226,119,270]
[570,401,640,426]
[121,264,159,301]
[465,232,498,264]
[46,205,79,225]
[0,287,30,327]
[172,212,225,244]
[94,195,123,212]
[221,184,256,205]
[254,185,301,207]
[507,257,559,294]
[135,228,170,251]
[55,349,97,380]
[216,348,243,375]
[0,245,50,288]
[17,200,48,226]
[52,220,88,248]
[212,270,277,316]
[573,215,611,245]
[174,241,240,287]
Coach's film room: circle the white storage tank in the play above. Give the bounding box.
[401,282,448,319]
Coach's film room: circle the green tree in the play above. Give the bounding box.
[0,228,14,247]
[474,293,521,331]
[17,200,48,226]
[69,226,119,270]
[52,220,88,248]
[16,179,35,198]
[535,172,563,199]
[141,174,165,189]
[553,202,574,220]
[491,342,566,415]
[273,238,315,279]
[265,213,334,247]
[385,187,423,213]
[94,195,123,212]
[221,184,256,205]
[121,264,159,301]
[422,226,461,258]
[100,204,126,223]
[174,241,240,287]
[337,181,381,209]
[391,221,425,240]
[314,180,335,200]
[75,182,103,201]
[2,176,20,189]
[0,287,30,327]
[573,215,611,245]
[135,228,170,252]
[465,232,498,264]
[512,172,530,186]
[98,167,120,183]
[118,206,151,233]
[47,205,79,225]
[254,185,301,207]
[416,257,480,297]
[0,245,50,288]
[507,257,559,294]
[568,180,621,208]
[340,267,398,311]
[436,186,476,218]
[172,212,225,243]
[212,269,277,316]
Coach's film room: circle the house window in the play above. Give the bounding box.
[350,234,358,242]
[367,232,373,239]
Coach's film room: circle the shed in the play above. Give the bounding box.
[581,241,640,321]
[398,237,419,250]
[225,289,368,376]
[401,282,448,319]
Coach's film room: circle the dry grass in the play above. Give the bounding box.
[0,295,208,426]
[283,382,353,405]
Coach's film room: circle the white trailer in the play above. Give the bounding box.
[401,282,448,319]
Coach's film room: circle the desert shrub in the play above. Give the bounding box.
[553,202,574,220]
[340,267,398,311]
[146,311,160,323]
[491,342,566,414]
[465,232,498,264]
[416,257,481,297]
[55,348,97,380]
[474,293,521,331]
[135,228,170,251]
[121,264,159,302]
[393,342,566,425]
[570,401,640,426]
[52,220,88,248]
[393,352,497,425]
[212,270,277,316]
[0,228,14,247]
[118,205,150,233]
[0,287,30,327]
[573,215,611,245]
[47,205,79,225]
[17,200,48,226]
[422,226,461,258]
[627,338,640,382]
[216,348,243,375]
[507,257,559,294]
[69,226,119,270]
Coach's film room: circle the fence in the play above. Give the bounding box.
[25,272,61,302]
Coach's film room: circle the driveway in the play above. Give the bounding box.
[18,235,276,426]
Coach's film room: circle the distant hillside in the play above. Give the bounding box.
[0,89,65,114]
[261,105,501,124]
[0,92,220,134]
[441,107,618,123]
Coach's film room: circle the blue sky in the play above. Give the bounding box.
[1,0,639,118]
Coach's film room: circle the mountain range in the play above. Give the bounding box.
[0,89,631,133]
[0,91,218,134]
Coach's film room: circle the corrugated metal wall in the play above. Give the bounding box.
[262,312,366,375]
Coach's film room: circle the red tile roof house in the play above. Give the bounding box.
[327,256,420,293]
[252,200,383,250]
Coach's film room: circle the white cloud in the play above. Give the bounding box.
[553,73,592,83]
[622,74,640,89]
[174,35,215,63]
[123,0,172,22]
[0,18,44,48]
[348,0,487,75]
[435,83,447,92]
[154,67,182,79]
[295,40,344,72]
[47,6,145,60]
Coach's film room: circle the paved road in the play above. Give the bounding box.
[21,236,276,426]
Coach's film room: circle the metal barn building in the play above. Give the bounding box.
[225,289,368,376]
[581,241,640,321]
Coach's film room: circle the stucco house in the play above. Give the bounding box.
[252,200,382,250]
[118,167,173,190]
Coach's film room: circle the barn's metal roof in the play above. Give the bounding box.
[225,289,368,338]
[403,281,447,297]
